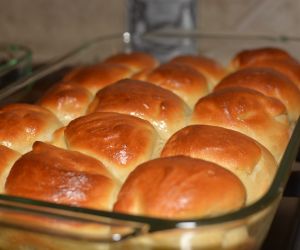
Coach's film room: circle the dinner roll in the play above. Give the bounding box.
[38,82,93,125]
[242,58,300,90]
[0,146,20,192]
[170,55,227,89]
[65,112,160,181]
[104,51,159,73]
[49,126,67,149]
[87,79,190,140]
[191,87,290,162]
[63,63,132,94]
[113,156,246,219]
[161,125,277,204]
[214,67,300,122]
[132,63,208,108]
[230,47,294,70]
[5,142,119,210]
[0,104,62,154]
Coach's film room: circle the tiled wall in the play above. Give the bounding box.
[0,0,126,62]
[198,0,300,36]
[0,0,299,62]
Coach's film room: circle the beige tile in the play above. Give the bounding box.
[0,0,299,62]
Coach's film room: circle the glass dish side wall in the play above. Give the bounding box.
[0,33,299,250]
[0,194,281,249]
[0,44,32,89]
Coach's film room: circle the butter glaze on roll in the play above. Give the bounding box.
[104,51,159,73]
[161,125,277,204]
[113,156,246,219]
[0,146,20,192]
[170,55,227,89]
[214,67,300,122]
[5,142,119,210]
[0,104,62,154]
[88,79,190,140]
[191,87,290,162]
[242,58,300,90]
[132,63,208,108]
[230,47,300,90]
[230,47,294,70]
[63,63,132,94]
[49,126,67,149]
[65,112,160,181]
[38,82,93,125]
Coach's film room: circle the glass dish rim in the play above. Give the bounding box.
[0,32,299,234]
[0,43,32,75]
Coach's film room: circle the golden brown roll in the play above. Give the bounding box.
[230,47,294,70]
[113,156,246,219]
[0,146,20,192]
[132,63,208,108]
[161,125,277,204]
[38,82,93,125]
[87,79,190,140]
[63,63,132,94]
[242,58,300,90]
[49,126,67,149]
[65,112,160,181]
[0,104,62,154]
[170,55,227,89]
[5,142,119,210]
[214,67,300,122]
[191,87,290,162]
[104,51,159,73]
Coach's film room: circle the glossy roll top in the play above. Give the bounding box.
[132,62,208,108]
[170,54,227,89]
[0,103,62,153]
[63,63,133,94]
[114,156,246,219]
[104,51,159,72]
[87,79,190,140]
[5,142,119,210]
[161,125,277,204]
[214,67,300,122]
[38,82,93,125]
[242,58,300,90]
[64,112,160,181]
[0,146,20,192]
[192,87,290,162]
[230,47,295,70]
[230,47,300,90]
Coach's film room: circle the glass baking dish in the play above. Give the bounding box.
[0,44,32,90]
[0,32,300,250]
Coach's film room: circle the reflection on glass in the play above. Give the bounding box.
[128,0,198,61]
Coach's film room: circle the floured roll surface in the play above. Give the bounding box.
[214,67,300,122]
[230,47,294,70]
[170,55,227,89]
[63,63,132,94]
[5,142,119,210]
[104,51,159,73]
[113,156,246,219]
[65,112,160,181]
[161,125,277,204]
[191,87,290,162]
[38,82,93,125]
[132,63,208,108]
[87,79,190,140]
[0,104,62,154]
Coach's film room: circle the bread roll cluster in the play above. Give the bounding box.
[1,49,299,220]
